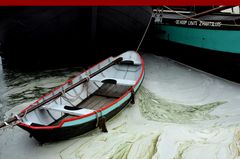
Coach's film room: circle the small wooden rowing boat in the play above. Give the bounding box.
[0,51,144,143]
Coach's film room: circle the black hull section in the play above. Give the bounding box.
[0,7,151,70]
[150,38,240,83]
[18,98,131,143]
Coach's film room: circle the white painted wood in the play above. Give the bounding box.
[43,104,94,116]
[91,77,136,86]
[22,51,142,126]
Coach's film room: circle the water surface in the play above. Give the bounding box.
[1,54,240,159]
[0,62,82,120]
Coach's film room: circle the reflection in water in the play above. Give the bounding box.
[0,56,7,111]
[0,65,83,120]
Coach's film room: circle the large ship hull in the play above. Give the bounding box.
[157,25,240,54]
[152,38,240,83]
[152,8,240,82]
[0,7,151,69]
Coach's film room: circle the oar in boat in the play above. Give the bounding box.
[0,56,123,129]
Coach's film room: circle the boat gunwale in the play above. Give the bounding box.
[158,18,240,30]
[158,21,240,31]
[20,55,112,114]
[17,51,144,130]
[154,10,240,30]
[158,11,240,17]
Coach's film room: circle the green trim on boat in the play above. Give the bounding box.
[157,25,240,54]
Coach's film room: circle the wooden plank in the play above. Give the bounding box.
[50,83,130,125]
[76,83,130,110]
[188,6,232,19]
[77,95,116,110]
[94,83,130,98]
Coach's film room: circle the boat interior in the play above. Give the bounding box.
[21,52,142,126]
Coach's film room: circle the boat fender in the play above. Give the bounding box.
[94,111,108,132]
[130,90,135,104]
[99,117,108,133]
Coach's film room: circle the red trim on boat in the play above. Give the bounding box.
[59,52,145,124]
[20,56,111,114]
[18,52,144,130]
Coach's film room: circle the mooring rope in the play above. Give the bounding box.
[136,10,153,52]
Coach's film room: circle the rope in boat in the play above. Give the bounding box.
[65,85,85,101]
[3,114,21,128]
[61,90,75,106]
[94,110,107,132]
[61,75,90,104]
[94,110,99,127]
[136,10,153,52]
[162,6,240,27]
[0,57,124,129]
[6,109,27,128]
[63,75,91,102]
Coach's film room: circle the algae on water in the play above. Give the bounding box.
[138,87,226,124]
[173,141,193,159]
[69,133,161,159]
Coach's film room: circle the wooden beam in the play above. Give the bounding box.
[188,6,233,19]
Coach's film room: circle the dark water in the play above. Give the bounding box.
[1,39,240,121]
[0,59,83,120]
[1,20,240,121]
[0,7,152,70]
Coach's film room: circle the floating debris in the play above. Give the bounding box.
[64,132,161,159]
[138,87,226,124]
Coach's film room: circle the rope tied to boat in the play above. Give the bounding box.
[94,110,108,132]
[136,10,153,52]
[61,90,75,107]
[22,109,28,120]
[4,121,9,126]
[94,110,99,127]
[14,114,21,121]
[2,113,23,128]
[3,120,17,128]
[85,75,90,82]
